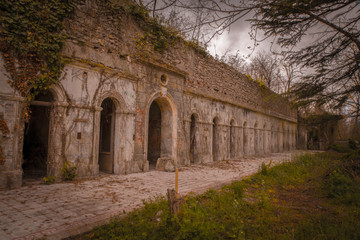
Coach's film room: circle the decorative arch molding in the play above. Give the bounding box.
[188,108,201,122]
[94,90,128,113]
[48,84,67,104]
[144,91,178,167]
[21,84,69,179]
[212,115,222,125]
[92,90,131,175]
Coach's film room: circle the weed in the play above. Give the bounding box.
[227,181,244,199]
[325,168,360,205]
[61,161,77,181]
[329,143,352,153]
[70,152,360,240]
[43,176,56,185]
[260,162,268,175]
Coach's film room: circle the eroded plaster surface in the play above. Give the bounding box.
[0,0,297,189]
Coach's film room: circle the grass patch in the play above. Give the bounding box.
[69,151,360,240]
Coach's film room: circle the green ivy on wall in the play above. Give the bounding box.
[0,0,76,100]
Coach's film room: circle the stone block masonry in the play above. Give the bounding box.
[0,0,297,189]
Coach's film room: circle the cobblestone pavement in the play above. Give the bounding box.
[0,151,303,240]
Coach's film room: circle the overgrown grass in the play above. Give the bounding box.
[69,150,360,240]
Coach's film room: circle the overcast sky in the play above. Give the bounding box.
[148,0,360,61]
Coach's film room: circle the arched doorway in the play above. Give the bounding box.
[243,122,248,156]
[147,97,174,169]
[212,117,220,162]
[189,114,197,164]
[230,120,235,159]
[22,91,53,178]
[99,98,115,173]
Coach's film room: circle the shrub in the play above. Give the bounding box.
[326,169,360,205]
[329,144,351,153]
[61,161,77,181]
[228,181,244,199]
[260,162,268,175]
[43,176,56,185]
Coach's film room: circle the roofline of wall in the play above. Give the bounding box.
[184,90,297,124]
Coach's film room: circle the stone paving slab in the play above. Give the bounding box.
[0,152,301,240]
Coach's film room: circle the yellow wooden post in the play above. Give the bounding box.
[175,168,178,199]
[266,159,272,171]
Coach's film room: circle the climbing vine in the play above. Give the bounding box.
[0,115,9,137]
[129,2,181,53]
[0,146,5,165]
[104,0,207,55]
[0,0,76,100]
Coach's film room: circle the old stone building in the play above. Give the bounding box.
[0,0,297,189]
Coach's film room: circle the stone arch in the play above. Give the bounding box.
[188,108,202,122]
[98,98,116,173]
[243,121,248,156]
[94,90,128,112]
[49,84,67,103]
[144,92,178,169]
[22,90,55,179]
[212,116,220,162]
[93,91,129,174]
[230,119,236,159]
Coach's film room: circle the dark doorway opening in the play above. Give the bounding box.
[22,91,53,179]
[212,117,219,162]
[189,114,196,163]
[99,98,115,173]
[230,120,235,159]
[148,101,161,168]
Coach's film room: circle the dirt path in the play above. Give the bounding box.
[0,151,303,240]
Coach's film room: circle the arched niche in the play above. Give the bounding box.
[212,116,220,162]
[189,113,199,164]
[98,98,116,173]
[145,93,178,169]
[93,91,128,175]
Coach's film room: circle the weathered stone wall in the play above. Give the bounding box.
[0,0,297,189]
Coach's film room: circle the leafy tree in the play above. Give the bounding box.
[142,0,360,114]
